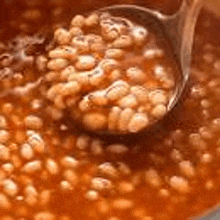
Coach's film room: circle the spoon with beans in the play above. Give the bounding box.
[45,0,205,135]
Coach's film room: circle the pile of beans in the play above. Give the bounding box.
[45,12,175,133]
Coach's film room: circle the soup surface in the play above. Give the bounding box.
[0,0,220,220]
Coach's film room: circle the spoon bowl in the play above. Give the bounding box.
[89,0,205,136]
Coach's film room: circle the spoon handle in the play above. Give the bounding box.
[164,0,204,71]
[180,0,205,82]
[162,0,205,110]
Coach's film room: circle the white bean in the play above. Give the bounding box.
[59,81,81,96]
[70,15,85,28]
[61,66,76,81]
[112,198,133,210]
[54,28,71,45]
[118,108,135,132]
[54,95,66,109]
[117,162,131,175]
[91,139,104,155]
[22,160,42,173]
[71,35,89,53]
[118,94,138,109]
[179,161,195,178]
[149,90,168,105]
[106,144,129,154]
[90,42,106,54]
[25,115,43,130]
[105,48,125,60]
[151,104,167,118]
[126,67,147,83]
[86,34,103,44]
[60,156,78,168]
[144,49,164,59]
[2,163,14,174]
[89,67,105,86]
[109,69,122,82]
[47,58,69,70]
[112,35,133,48]
[85,13,99,27]
[63,169,78,186]
[154,65,168,80]
[49,46,77,61]
[0,144,10,161]
[0,130,10,143]
[132,26,148,46]
[0,116,7,129]
[85,190,99,201]
[87,34,106,53]
[46,83,63,100]
[162,78,175,89]
[79,97,92,112]
[60,180,73,191]
[46,158,59,175]
[91,177,112,191]
[83,112,107,131]
[68,72,89,85]
[99,12,111,20]
[0,193,11,209]
[100,59,120,73]
[101,17,130,41]
[75,55,96,71]
[131,86,149,103]
[2,103,13,116]
[46,106,63,121]
[98,162,118,179]
[118,181,134,193]
[108,106,122,131]
[20,143,34,160]
[2,179,18,197]
[34,211,55,220]
[145,168,162,188]
[128,113,149,133]
[28,134,45,153]
[76,135,91,150]
[106,80,130,101]
[69,26,83,37]
[169,176,190,193]
[100,19,120,41]
[88,91,108,106]
[39,190,51,206]
[45,71,59,82]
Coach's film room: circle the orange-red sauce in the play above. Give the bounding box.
[0,1,220,220]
